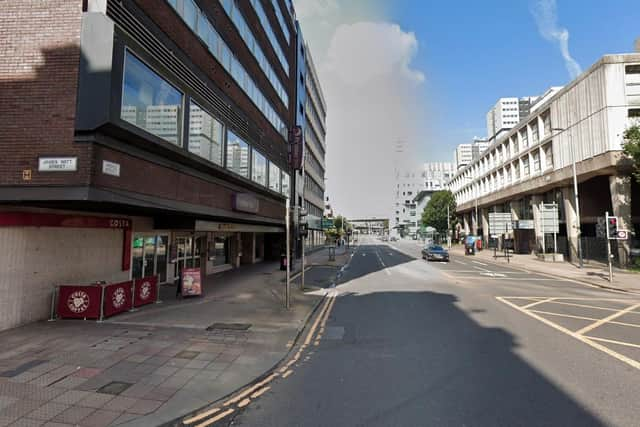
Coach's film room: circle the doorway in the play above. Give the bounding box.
[131,234,169,283]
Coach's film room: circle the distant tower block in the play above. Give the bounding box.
[635,38,640,52]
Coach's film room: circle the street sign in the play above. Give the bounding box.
[488,212,512,235]
[321,218,334,229]
[616,230,628,240]
[540,203,559,234]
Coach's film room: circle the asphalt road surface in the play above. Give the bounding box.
[221,235,640,427]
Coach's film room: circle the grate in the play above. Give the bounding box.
[175,351,200,360]
[98,381,133,395]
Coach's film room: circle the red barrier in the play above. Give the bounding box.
[103,281,133,318]
[57,285,102,319]
[134,276,157,307]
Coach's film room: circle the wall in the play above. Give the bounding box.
[0,226,127,331]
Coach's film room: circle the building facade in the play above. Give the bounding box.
[0,0,314,330]
[392,162,454,236]
[454,137,490,169]
[450,54,640,266]
[486,96,538,140]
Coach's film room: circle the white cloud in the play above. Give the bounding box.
[531,0,582,79]
[318,21,427,218]
[295,0,339,19]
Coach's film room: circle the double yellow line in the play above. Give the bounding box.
[183,291,337,427]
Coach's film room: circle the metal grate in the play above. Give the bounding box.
[206,323,251,331]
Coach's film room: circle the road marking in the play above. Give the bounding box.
[497,297,640,371]
[282,369,293,378]
[194,408,234,427]
[472,260,488,266]
[584,336,640,349]
[576,303,640,335]
[250,386,270,399]
[529,309,597,322]
[223,373,278,407]
[453,259,466,265]
[237,398,251,408]
[479,272,506,278]
[183,408,220,425]
[544,300,634,313]
[521,297,556,310]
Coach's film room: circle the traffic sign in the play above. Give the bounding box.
[321,219,334,229]
[616,230,628,240]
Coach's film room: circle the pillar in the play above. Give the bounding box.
[481,208,489,246]
[610,175,632,267]
[561,186,579,263]
[532,194,544,253]
[471,208,478,235]
[510,201,519,239]
[463,213,470,235]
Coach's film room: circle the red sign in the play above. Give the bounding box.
[134,275,158,307]
[0,212,131,229]
[103,281,133,318]
[181,268,202,296]
[57,285,102,319]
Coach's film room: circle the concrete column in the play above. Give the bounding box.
[509,201,519,239]
[561,186,579,263]
[481,208,489,246]
[471,208,478,235]
[609,175,632,266]
[531,195,544,253]
[463,214,470,235]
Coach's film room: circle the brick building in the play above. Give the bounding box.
[0,0,320,330]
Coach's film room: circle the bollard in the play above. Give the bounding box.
[49,286,58,322]
[155,275,163,304]
[129,280,137,312]
[97,284,106,323]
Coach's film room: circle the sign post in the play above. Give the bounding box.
[540,203,560,260]
[488,212,512,259]
[285,198,291,309]
[605,211,617,282]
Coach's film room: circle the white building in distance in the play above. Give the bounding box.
[454,137,490,169]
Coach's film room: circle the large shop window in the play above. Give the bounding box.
[121,51,183,145]
[226,130,250,178]
[281,172,290,196]
[269,163,281,193]
[189,102,224,166]
[212,236,230,266]
[252,150,267,186]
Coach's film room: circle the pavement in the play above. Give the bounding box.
[447,244,640,293]
[219,236,640,427]
[0,245,353,427]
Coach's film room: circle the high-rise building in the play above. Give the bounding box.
[453,137,490,169]
[0,0,326,330]
[486,96,538,140]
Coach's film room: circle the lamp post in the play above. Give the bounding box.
[552,127,583,268]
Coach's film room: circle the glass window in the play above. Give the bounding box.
[197,12,210,43]
[281,171,290,196]
[168,0,177,9]
[213,236,230,266]
[251,150,267,186]
[522,156,530,175]
[184,0,198,31]
[544,144,553,169]
[533,151,541,172]
[121,51,183,145]
[188,101,224,165]
[269,163,281,193]
[226,130,250,177]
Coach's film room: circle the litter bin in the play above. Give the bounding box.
[280,253,288,271]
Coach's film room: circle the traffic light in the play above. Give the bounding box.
[298,208,308,238]
[607,216,618,239]
[299,223,308,238]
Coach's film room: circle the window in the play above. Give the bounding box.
[522,156,530,176]
[121,51,183,145]
[251,150,267,186]
[269,163,281,192]
[183,0,198,31]
[629,109,640,117]
[544,143,553,169]
[625,65,640,74]
[226,130,249,178]
[514,162,521,180]
[530,121,539,144]
[212,236,230,266]
[281,171,290,196]
[189,102,223,165]
[520,128,528,147]
[532,150,541,172]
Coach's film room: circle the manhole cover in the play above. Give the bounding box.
[206,323,251,331]
[98,381,133,395]
[175,350,200,359]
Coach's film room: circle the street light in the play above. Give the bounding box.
[552,127,583,268]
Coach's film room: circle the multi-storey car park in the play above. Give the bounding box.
[0,0,326,331]
[449,54,640,266]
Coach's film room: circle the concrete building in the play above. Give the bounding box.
[393,162,454,236]
[450,53,640,266]
[0,0,323,330]
[454,137,490,169]
[486,96,538,140]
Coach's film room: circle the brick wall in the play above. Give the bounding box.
[0,0,90,187]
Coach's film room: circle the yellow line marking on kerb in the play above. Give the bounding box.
[576,303,640,335]
[250,386,270,399]
[223,373,278,407]
[193,408,234,427]
[183,408,220,425]
[282,369,293,378]
[496,297,640,371]
[237,398,251,408]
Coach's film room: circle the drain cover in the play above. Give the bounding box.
[206,323,251,331]
[98,381,133,395]
[175,350,200,359]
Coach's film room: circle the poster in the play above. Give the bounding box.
[181,268,202,296]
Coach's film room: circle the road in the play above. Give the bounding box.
[199,235,640,427]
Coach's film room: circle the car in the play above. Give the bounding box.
[389,236,398,242]
[422,245,449,262]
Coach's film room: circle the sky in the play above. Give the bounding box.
[295,0,640,219]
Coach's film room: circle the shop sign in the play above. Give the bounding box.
[57,285,102,319]
[233,193,259,214]
[38,157,77,172]
[181,268,202,296]
[102,160,121,177]
[134,275,158,307]
[103,281,133,317]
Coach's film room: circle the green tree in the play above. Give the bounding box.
[421,190,456,233]
[623,124,640,183]
[333,215,346,234]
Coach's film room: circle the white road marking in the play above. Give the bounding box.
[497,297,640,371]
[472,260,489,266]
[479,272,506,278]
[576,303,640,335]
[453,260,466,265]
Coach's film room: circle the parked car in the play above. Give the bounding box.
[422,245,450,262]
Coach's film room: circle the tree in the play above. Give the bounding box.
[333,215,346,234]
[421,190,456,233]
[623,124,640,183]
